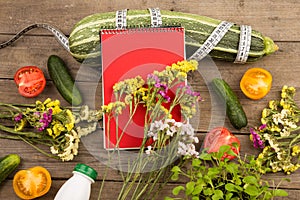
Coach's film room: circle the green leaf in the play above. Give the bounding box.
[171,166,181,173]
[244,184,259,196]
[171,173,179,181]
[225,163,236,174]
[172,186,185,196]
[225,192,233,200]
[273,189,288,197]
[243,176,259,186]
[231,142,240,149]
[192,184,203,195]
[207,167,220,177]
[226,149,237,157]
[264,191,273,199]
[192,197,200,200]
[192,158,201,167]
[225,183,236,192]
[203,188,213,196]
[212,190,224,200]
[219,145,231,154]
[185,182,196,195]
[199,152,212,161]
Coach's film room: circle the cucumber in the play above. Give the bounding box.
[212,78,248,129]
[47,55,82,106]
[0,154,21,184]
[69,10,278,66]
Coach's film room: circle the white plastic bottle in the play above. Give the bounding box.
[54,163,98,200]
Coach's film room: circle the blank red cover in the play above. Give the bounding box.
[101,27,185,149]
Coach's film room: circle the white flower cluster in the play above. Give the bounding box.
[272,109,297,137]
[146,119,199,158]
[50,130,80,161]
[49,105,102,161]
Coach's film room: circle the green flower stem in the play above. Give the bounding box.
[0,114,13,119]
[0,124,43,138]
[18,136,59,160]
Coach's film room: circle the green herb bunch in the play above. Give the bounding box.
[166,145,288,200]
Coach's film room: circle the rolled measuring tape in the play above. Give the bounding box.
[0,9,251,64]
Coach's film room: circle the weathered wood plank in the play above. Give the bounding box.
[0,0,298,41]
[1,133,300,190]
[1,178,300,199]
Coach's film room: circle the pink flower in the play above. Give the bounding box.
[250,127,265,149]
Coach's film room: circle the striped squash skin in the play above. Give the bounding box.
[69,10,278,66]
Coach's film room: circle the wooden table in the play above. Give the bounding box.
[0,0,299,199]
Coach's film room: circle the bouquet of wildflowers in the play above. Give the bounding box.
[250,86,300,174]
[99,60,201,200]
[0,98,102,161]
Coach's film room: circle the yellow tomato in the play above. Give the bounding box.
[13,166,52,199]
[240,68,272,100]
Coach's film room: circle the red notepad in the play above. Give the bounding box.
[101,27,185,149]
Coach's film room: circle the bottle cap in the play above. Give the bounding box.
[73,163,98,181]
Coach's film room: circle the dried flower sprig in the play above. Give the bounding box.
[99,60,202,200]
[0,98,102,161]
[250,86,300,174]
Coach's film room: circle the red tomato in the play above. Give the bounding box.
[14,66,46,97]
[203,127,240,160]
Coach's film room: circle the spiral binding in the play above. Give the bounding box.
[101,26,184,35]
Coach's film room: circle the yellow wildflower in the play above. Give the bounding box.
[268,100,277,110]
[262,108,270,118]
[65,109,75,131]
[52,121,66,138]
[15,119,26,131]
[102,103,114,113]
[43,98,52,105]
[177,72,187,79]
[292,146,300,156]
[52,105,62,115]
[46,128,53,137]
[46,99,60,108]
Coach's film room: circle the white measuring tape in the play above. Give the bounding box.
[115,9,128,29]
[0,9,252,64]
[148,8,162,27]
[188,21,234,61]
[234,25,252,63]
[0,23,69,52]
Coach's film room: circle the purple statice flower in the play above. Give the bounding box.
[37,109,53,131]
[184,85,201,97]
[258,124,267,131]
[158,90,171,102]
[155,83,168,91]
[250,127,265,149]
[14,113,23,122]
[147,74,160,84]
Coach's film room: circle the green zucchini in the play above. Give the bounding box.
[212,78,247,129]
[69,10,278,66]
[0,154,21,184]
[47,55,82,106]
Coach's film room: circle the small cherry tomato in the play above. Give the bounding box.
[14,66,46,98]
[13,166,52,199]
[203,127,240,160]
[240,67,272,100]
